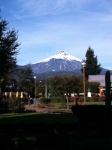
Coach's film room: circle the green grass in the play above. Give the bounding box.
[0,101,111,150]
[0,112,77,125]
[0,101,105,125]
[50,101,105,108]
[85,101,105,105]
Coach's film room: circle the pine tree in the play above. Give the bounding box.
[0,16,20,80]
[85,47,102,79]
[17,66,34,96]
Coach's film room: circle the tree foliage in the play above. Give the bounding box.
[87,81,100,93]
[50,75,83,97]
[0,16,20,79]
[17,66,34,95]
[85,47,102,79]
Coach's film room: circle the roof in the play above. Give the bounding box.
[88,75,112,87]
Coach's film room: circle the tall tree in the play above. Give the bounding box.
[0,15,19,81]
[85,47,102,79]
[17,66,34,96]
[50,75,83,97]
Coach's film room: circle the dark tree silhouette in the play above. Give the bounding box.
[0,15,20,79]
[85,47,102,79]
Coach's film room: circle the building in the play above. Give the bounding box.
[88,75,112,96]
[2,91,27,98]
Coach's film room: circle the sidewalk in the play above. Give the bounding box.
[24,104,72,114]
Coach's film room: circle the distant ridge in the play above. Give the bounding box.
[19,51,110,79]
[30,51,82,74]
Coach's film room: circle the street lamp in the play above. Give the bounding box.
[45,70,55,98]
[34,76,37,99]
[45,79,47,98]
[81,60,86,105]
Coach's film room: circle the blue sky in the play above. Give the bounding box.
[0,0,112,69]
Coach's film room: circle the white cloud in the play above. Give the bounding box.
[1,0,112,69]
[13,0,97,19]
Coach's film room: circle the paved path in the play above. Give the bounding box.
[25,104,53,113]
[24,104,72,114]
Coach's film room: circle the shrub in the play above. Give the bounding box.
[0,98,9,113]
[99,96,105,102]
[8,98,25,113]
[40,98,51,104]
[86,97,97,102]
[85,95,105,102]
[71,105,106,123]
[50,97,65,103]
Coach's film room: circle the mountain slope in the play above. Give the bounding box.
[31,51,82,74]
[20,51,109,79]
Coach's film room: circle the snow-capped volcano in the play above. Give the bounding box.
[19,51,108,79]
[36,51,81,63]
[29,51,82,75]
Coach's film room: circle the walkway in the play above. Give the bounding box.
[24,104,72,114]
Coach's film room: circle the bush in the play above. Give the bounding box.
[86,95,105,102]
[71,105,106,123]
[86,97,97,102]
[23,98,28,104]
[99,96,105,102]
[49,97,65,103]
[0,99,9,113]
[40,98,51,104]
[8,98,25,113]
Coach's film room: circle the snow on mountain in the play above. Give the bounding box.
[30,51,82,75]
[19,51,109,79]
[34,51,81,63]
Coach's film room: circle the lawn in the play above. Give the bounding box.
[0,103,112,150]
[0,112,78,125]
[0,112,79,149]
[47,101,105,108]
[85,101,105,105]
[0,101,105,125]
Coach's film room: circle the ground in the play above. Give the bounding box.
[1,104,112,150]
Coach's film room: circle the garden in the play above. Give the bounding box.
[0,96,112,150]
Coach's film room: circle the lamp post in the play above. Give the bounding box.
[45,71,48,98]
[34,76,37,99]
[45,70,55,98]
[81,60,86,105]
[45,79,47,98]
